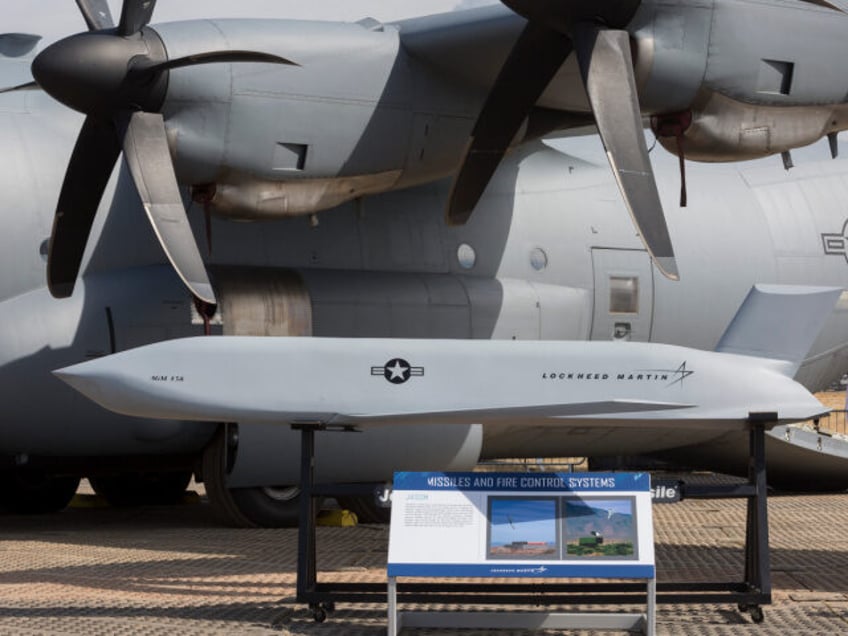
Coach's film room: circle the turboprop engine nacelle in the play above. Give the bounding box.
[158,18,474,220]
[651,97,846,163]
[638,0,848,163]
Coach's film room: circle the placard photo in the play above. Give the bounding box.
[486,497,559,560]
[562,496,638,560]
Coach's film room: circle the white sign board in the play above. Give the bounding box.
[388,472,654,579]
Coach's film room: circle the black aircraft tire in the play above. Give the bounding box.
[336,495,391,525]
[767,475,848,493]
[0,472,80,514]
[89,471,192,507]
[201,424,310,528]
[226,486,304,528]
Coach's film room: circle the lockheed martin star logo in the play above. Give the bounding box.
[666,362,695,387]
[823,219,848,262]
[371,358,424,385]
[638,362,695,388]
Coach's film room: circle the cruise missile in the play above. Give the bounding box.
[53,331,828,432]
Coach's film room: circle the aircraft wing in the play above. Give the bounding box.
[397,5,522,92]
[395,5,679,281]
[0,34,41,93]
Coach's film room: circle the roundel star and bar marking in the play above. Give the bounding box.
[371,359,425,384]
[822,219,848,263]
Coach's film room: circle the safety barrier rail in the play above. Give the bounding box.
[808,410,848,438]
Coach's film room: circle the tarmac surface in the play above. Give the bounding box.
[0,481,847,635]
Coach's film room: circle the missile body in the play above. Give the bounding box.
[54,336,826,431]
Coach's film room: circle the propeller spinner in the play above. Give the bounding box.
[33,0,295,305]
[449,0,679,281]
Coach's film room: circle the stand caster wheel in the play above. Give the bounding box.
[750,606,764,624]
[309,602,334,623]
[312,606,327,623]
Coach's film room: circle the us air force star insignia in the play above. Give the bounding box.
[822,219,848,262]
[371,359,424,384]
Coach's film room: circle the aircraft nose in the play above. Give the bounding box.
[32,30,167,116]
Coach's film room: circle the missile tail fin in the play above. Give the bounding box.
[716,285,842,375]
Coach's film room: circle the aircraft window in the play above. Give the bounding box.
[39,239,49,262]
[609,276,639,314]
[457,243,476,270]
[530,248,548,271]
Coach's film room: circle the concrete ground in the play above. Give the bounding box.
[0,482,846,635]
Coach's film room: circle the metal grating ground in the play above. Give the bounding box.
[0,483,846,635]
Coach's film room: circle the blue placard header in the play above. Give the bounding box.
[393,471,650,493]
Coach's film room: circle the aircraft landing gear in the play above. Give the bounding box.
[0,471,80,514]
[201,424,313,527]
[89,470,191,506]
[335,494,390,524]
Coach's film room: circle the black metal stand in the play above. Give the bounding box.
[677,416,771,623]
[294,423,319,614]
[293,416,773,625]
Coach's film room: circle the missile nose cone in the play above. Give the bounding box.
[53,362,96,393]
[53,359,115,408]
[31,30,167,116]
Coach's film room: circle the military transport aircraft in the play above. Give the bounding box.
[1,0,848,526]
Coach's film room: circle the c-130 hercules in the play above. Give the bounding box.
[1,0,848,525]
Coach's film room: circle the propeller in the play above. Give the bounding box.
[448,0,679,281]
[801,0,848,12]
[33,0,297,304]
[0,81,38,94]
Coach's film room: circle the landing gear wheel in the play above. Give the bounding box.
[89,471,192,506]
[0,471,80,514]
[201,424,318,527]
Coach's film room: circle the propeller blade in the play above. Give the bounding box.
[75,0,115,31]
[118,0,157,37]
[801,0,848,12]
[574,24,679,281]
[138,50,299,75]
[120,111,216,305]
[48,116,122,298]
[0,81,38,94]
[447,22,571,226]
[502,0,641,31]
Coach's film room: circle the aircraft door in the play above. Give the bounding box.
[590,248,655,342]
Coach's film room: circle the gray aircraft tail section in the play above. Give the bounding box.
[715,285,843,375]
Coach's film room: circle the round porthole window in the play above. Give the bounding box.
[39,239,49,263]
[457,243,477,269]
[530,247,548,271]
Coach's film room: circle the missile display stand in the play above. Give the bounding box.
[292,415,773,626]
[673,414,772,623]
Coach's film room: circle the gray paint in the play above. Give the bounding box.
[5,2,848,489]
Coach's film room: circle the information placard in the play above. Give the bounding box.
[388,472,654,579]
